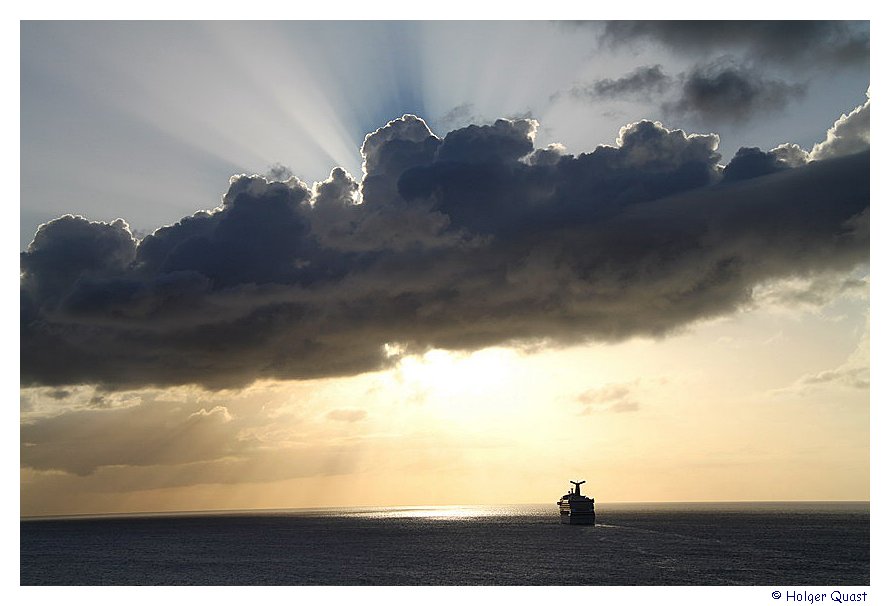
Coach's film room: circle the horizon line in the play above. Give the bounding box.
[20,499,871,521]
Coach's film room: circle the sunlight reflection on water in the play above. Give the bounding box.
[345,505,512,520]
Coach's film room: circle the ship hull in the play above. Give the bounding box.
[560,512,595,525]
[557,496,596,525]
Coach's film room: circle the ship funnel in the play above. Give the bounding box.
[570,480,586,496]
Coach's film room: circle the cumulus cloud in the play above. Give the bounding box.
[718,92,868,176]
[722,146,806,182]
[21,215,137,306]
[769,143,810,168]
[666,61,805,124]
[810,94,870,161]
[20,109,869,391]
[525,143,567,167]
[600,21,869,68]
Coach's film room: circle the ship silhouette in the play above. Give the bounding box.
[557,480,595,525]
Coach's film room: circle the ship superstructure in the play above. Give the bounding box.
[557,480,595,525]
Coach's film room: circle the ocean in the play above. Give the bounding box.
[20,502,869,585]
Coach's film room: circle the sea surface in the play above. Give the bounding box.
[20,502,869,585]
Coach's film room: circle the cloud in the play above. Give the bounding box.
[666,61,805,124]
[21,109,869,391]
[562,61,806,127]
[569,65,671,101]
[752,271,868,309]
[21,385,142,420]
[189,405,233,422]
[326,408,368,423]
[722,145,806,182]
[578,384,631,404]
[21,438,361,491]
[21,215,137,307]
[577,382,639,414]
[779,330,869,394]
[713,93,868,178]
[801,367,868,390]
[599,21,869,68]
[21,399,250,475]
[437,102,485,131]
[264,163,295,181]
[769,143,810,168]
[525,143,567,167]
[607,401,640,413]
[810,94,870,161]
[717,93,868,181]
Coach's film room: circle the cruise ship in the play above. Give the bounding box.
[557,480,595,525]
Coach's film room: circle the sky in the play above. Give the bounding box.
[18,20,871,517]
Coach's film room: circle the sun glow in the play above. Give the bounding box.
[397,348,512,392]
[387,348,520,421]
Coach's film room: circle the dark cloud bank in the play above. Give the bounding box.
[21,111,869,390]
[599,21,869,68]
[566,21,867,125]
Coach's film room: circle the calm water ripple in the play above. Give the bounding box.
[20,502,869,585]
